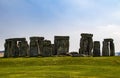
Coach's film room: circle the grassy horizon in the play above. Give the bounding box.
[0,56,120,78]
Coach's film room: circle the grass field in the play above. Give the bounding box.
[0,56,120,78]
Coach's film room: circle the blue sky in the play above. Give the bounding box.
[0,0,120,52]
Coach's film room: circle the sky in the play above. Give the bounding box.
[0,0,120,52]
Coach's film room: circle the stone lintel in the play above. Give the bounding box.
[30,37,44,40]
[94,41,100,43]
[6,38,26,41]
[104,38,113,42]
[81,33,93,37]
[54,36,69,40]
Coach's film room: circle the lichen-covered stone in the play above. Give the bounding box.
[29,37,44,57]
[102,38,115,56]
[42,40,52,57]
[110,41,115,56]
[54,36,69,55]
[51,44,55,55]
[79,33,93,56]
[18,41,29,57]
[4,38,28,57]
[93,41,100,57]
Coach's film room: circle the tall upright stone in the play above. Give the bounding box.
[54,36,69,55]
[102,38,115,56]
[93,41,100,57]
[38,37,44,55]
[12,40,19,57]
[4,40,11,57]
[79,33,93,56]
[18,41,29,57]
[42,40,52,57]
[51,44,55,55]
[110,41,115,56]
[29,37,44,57]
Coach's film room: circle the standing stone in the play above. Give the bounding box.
[29,37,44,57]
[42,40,52,57]
[18,41,29,57]
[12,40,19,57]
[54,36,69,55]
[4,38,27,57]
[51,44,55,55]
[93,41,100,57]
[102,40,109,56]
[38,37,44,56]
[4,40,10,57]
[102,39,115,56]
[110,41,115,56]
[79,33,93,56]
[30,37,39,57]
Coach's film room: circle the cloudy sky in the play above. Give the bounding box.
[0,0,120,52]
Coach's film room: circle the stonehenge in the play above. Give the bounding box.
[102,39,115,56]
[79,33,93,56]
[42,40,52,57]
[93,41,100,57]
[4,34,116,58]
[4,38,28,57]
[54,36,69,55]
[29,37,44,57]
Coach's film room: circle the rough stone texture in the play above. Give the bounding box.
[110,41,115,56]
[79,33,93,56]
[51,44,55,55]
[42,40,52,57]
[4,38,27,57]
[54,36,69,55]
[38,37,44,56]
[102,38,115,56]
[4,40,11,57]
[12,41,19,57]
[18,41,29,57]
[93,41,100,57]
[29,37,44,57]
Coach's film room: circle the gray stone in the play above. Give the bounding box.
[51,44,55,55]
[18,41,29,57]
[29,37,44,57]
[42,40,52,57]
[4,38,27,57]
[54,36,69,55]
[102,38,115,56]
[79,33,93,56]
[93,41,100,57]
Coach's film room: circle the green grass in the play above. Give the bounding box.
[0,56,120,78]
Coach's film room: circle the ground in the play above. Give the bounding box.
[0,56,120,78]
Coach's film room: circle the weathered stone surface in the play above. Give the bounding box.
[6,38,26,41]
[4,38,27,57]
[110,41,115,56]
[79,33,93,56]
[12,41,19,57]
[93,41,100,57]
[102,38,115,56]
[102,41,109,56]
[51,44,55,55]
[4,40,11,57]
[54,36,69,55]
[42,40,52,57]
[29,37,44,57]
[18,41,29,57]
